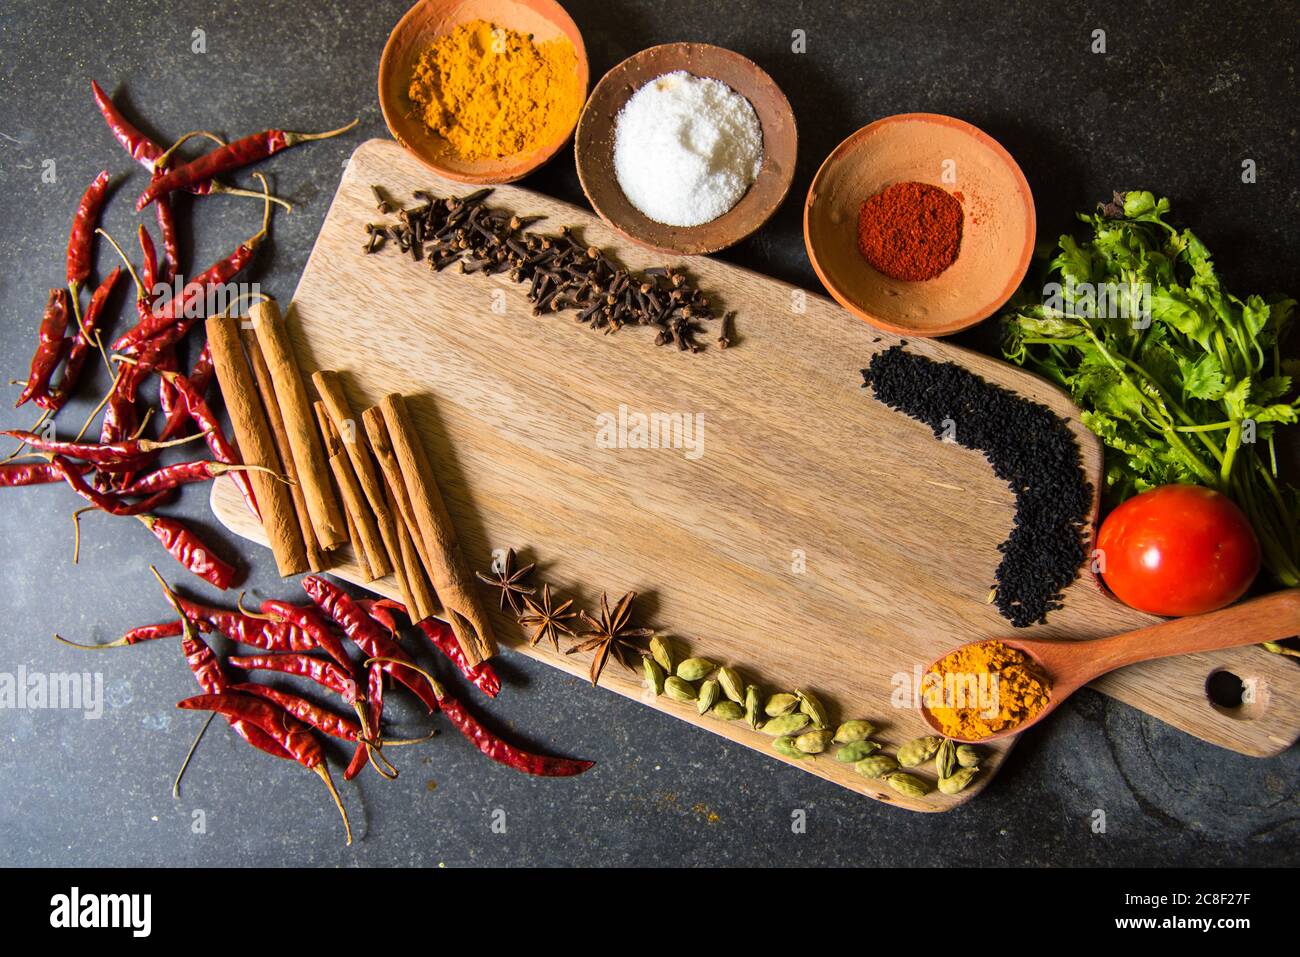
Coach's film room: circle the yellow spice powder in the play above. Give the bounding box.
[408,20,581,161]
[924,640,1051,739]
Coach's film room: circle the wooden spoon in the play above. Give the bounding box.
[921,589,1300,744]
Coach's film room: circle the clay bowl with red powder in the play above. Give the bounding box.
[803,113,1035,337]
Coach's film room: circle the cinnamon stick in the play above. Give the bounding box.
[243,329,325,572]
[386,478,438,622]
[314,400,387,582]
[361,407,438,622]
[311,371,402,580]
[248,298,347,550]
[204,314,307,577]
[376,392,497,665]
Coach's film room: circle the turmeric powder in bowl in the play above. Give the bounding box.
[407,20,583,162]
[924,640,1051,740]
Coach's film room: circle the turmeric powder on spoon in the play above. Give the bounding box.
[924,640,1052,739]
[407,20,582,161]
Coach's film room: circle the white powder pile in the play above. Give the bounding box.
[612,71,764,227]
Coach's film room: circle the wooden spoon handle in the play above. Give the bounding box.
[1085,589,1300,675]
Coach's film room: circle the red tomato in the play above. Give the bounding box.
[1097,484,1261,617]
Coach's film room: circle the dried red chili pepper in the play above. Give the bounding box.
[364,598,500,698]
[91,80,164,169]
[417,616,501,698]
[67,170,110,295]
[46,267,123,414]
[175,596,314,651]
[90,79,260,209]
[121,459,272,496]
[226,653,360,703]
[155,195,180,283]
[438,693,593,776]
[16,289,70,409]
[53,618,222,650]
[51,456,173,515]
[154,369,258,517]
[344,663,384,781]
[137,514,238,590]
[113,233,265,350]
[175,690,351,843]
[3,429,201,470]
[367,654,590,778]
[302,577,438,713]
[151,566,296,768]
[136,119,357,210]
[158,343,212,442]
[230,683,361,742]
[0,460,88,487]
[260,599,354,674]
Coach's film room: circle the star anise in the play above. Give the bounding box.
[517,583,577,651]
[475,548,536,615]
[566,591,654,687]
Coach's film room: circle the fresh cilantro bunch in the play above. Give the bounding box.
[1002,191,1299,586]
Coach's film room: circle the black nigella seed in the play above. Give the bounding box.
[861,345,1092,628]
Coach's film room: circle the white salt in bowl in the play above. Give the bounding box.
[575,43,797,256]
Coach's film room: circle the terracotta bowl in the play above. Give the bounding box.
[378,0,589,184]
[804,113,1035,337]
[575,43,797,256]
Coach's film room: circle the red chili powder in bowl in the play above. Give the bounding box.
[856,181,963,282]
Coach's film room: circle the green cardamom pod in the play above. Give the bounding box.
[764,692,799,717]
[710,700,745,721]
[649,635,677,674]
[832,720,875,743]
[956,745,982,769]
[664,676,697,703]
[796,689,829,730]
[772,735,808,759]
[642,656,665,696]
[717,666,745,704]
[896,735,942,767]
[676,657,715,682]
[853,754,899,778]
[938,767,979,795]
[886,772,931,797]
[935,739,957,779]
[744,684,761,729]
[696,678,720,715]
[795,729,834,754]
[761,713,811,736]
[834,740,882,762]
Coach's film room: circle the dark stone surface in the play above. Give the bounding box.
[0,0,1295,866]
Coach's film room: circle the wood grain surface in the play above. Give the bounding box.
[212,139,1300,812]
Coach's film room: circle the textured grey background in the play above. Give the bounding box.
[0,0,1296,867]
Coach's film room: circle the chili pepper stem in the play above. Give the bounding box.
[0,408,51,464]
[129,409,155,440]
[312,762,352,846]
[74,366,124,444]
[53,632,130,650]
[151,129,229,173]
[364,656,446,700]
[173,711,216,799]
[377,730,438,747]
[72,506,94,564]
[209,180,294,212]
[284,117,359,146]
[351,700,398,780]
[95,227,146,301]
[237,592,281,621]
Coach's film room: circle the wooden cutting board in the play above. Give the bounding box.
[213,139,1300,811]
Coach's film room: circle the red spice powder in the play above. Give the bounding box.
[856,181,963,282]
